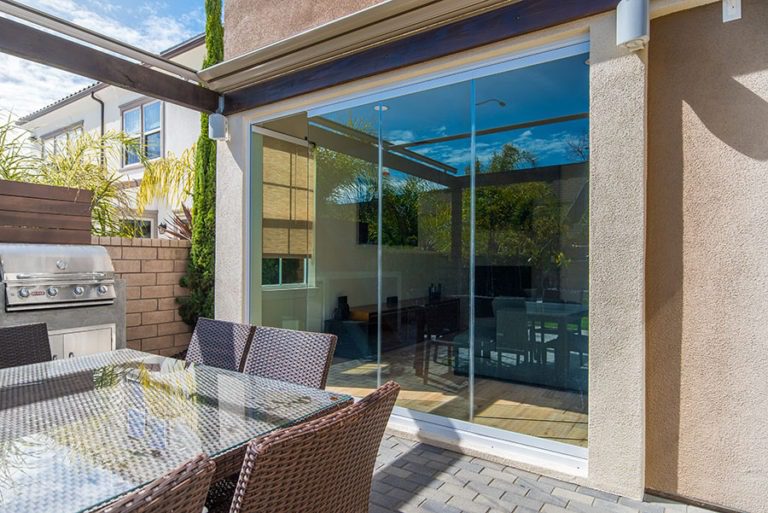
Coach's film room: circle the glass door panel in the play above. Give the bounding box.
[251,46,591,448]
[307,103,381,399]
[255,115,313,331]
[378,81,472,422]
[472,54,590,446]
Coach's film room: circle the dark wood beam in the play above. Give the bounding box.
[0,16,219,113]
[452,162,588,189]
[224,0,618,114]
[310,126,457,188]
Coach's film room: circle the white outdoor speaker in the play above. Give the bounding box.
[616,0,649,51]
[208,112,228,141]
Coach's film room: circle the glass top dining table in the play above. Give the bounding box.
[0,349,351,513]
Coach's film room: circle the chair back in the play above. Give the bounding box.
[97,454,215,513]
[0,323,51,369]
[186,318,255,372]
[241,326,337,389]
[229,381,400,513]
[495,306,531,354]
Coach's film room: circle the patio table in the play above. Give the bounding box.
[0,349,351,513]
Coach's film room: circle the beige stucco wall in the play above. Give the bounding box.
[646,1,768,512]
[223,0,384,59]
[588,13,648,499]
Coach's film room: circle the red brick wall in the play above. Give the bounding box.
[93,236,193,356]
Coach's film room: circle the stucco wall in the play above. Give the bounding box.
[587,13,647,499]
[223,0,384,59]
[646,1,768,511]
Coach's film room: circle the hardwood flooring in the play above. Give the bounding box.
[327,341,588,447]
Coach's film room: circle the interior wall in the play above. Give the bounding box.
[646,2,768,512]
[261,186,459,332]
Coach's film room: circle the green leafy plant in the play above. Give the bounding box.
[178,0,223,325]
[0,117,143,237]
[36,130,141,237]
[135,145,196,216]
[0,114,38,181]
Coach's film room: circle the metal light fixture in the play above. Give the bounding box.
[616,0,649,51]
[208,112,228,141]
[476,99,506,107]
[208,96,228,141]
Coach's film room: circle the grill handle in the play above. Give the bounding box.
[13,272,108,280]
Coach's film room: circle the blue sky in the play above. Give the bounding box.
[315,53,590,177]
[0,0,205,116]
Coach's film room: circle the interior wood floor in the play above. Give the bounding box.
[327,341,588,447]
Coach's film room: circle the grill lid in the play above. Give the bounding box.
[0,244,117,311]
[0,243,114,281]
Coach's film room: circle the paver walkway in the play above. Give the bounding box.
[371,435,716,513]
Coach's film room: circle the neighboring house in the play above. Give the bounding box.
[17,34,205,238]
[208,1,768,512]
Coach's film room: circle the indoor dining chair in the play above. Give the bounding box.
[95,454,215,513]
[240,326,337,389]
[185,317,256,372]
[0,323,52,369]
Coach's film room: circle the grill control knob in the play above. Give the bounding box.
[73,286,85,296]
[18,288,30,298]
[46,287,58,297]
[96,285,108,295]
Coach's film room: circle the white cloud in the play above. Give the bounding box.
[387,129,416,146]
[0,0,201,116]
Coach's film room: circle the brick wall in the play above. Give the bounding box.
[92,236,193,356]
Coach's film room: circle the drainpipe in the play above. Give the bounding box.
[90,91,105,168]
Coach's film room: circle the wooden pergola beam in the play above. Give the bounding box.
[0,16,220,113]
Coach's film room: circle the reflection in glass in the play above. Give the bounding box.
[252,51,589,447]
[469,54,589,445]
[377,81,472,422]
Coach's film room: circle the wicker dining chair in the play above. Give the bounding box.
[226,381,400,513]
[95,454,215,513]
[0,323,52,369]
[185,318,256,372]
[240,326,337,389]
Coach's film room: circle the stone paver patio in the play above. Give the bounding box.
[371,435,716,513]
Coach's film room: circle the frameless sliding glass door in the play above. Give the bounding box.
[251,46,590,448]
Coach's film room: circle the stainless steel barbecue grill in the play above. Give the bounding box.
[0,244,117,312]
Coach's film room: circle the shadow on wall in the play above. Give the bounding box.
[646,0,768,506]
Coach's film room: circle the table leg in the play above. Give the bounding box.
[556,319,569,388]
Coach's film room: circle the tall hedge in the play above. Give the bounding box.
[179,0,223,325]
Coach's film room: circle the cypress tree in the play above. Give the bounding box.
[179,0,223,325]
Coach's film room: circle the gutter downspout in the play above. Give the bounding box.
[90,91,105,168]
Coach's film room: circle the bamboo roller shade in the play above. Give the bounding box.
[262,136,314,258]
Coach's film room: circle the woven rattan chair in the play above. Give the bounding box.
[95,454,215,513]
[226,381,399,513]
[0,323,52,369]
[185,318,256,372]
[240,326,337,389]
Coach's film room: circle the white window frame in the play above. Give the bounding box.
[261,256,309,289]
[121,99,163,169]
[123,216,156,238]
[41,122,84,158]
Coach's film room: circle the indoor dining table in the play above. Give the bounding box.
[525,301,588,388]
[0,349,352,513]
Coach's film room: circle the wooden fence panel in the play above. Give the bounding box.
[0,180,93,244]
